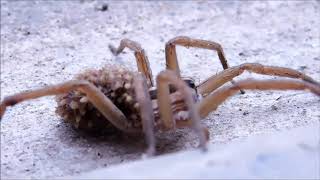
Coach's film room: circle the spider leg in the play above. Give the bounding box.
[0,80,140,133]
[165,36,244,93]
[109,39,154,87]
[198,63,320,96]
[165,36,229,74]
[198,79,320,118]
[156,70,207,151]
[133,73,156,156]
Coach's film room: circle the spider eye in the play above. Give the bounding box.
[183,79,196,89]
[149,87,157,99]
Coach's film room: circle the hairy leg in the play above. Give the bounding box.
[109,39,154,86]
[0,80,140,133]
[198,79,320,118]
[133,73,156,156]
[156,70,207,151]
[165,36,229,75]
[165,36,244,93]
[197,63,319,96]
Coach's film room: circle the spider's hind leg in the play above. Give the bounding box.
[198,79,320,118]
[197,63,319,96]
[0,80,140,134]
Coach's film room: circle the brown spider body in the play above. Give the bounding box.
[55,65,191,133]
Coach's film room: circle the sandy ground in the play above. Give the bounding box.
[76,124,320,179]
[0,1,319,179]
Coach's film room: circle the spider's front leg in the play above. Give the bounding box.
[165,36,244,94]
[0,80,140,134]
[109,39,154,87]
[165,36,229,74]
[133,73,156,156]
[198,79,320,118]
[156,70,207,151]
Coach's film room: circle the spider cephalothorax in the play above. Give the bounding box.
[1,36,319,156]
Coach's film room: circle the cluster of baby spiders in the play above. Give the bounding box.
[1,36,319,156]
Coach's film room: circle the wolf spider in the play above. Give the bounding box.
[1,36,319,156]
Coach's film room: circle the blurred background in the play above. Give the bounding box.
[1,1,319,179]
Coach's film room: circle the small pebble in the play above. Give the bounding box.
[271,105,278,111]
[95,4,108,12]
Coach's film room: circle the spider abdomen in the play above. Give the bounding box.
[55,66,142,132]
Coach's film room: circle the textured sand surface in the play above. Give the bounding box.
[1,1,319,178]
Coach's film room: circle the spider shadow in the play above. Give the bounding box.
[53,122,198,159]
